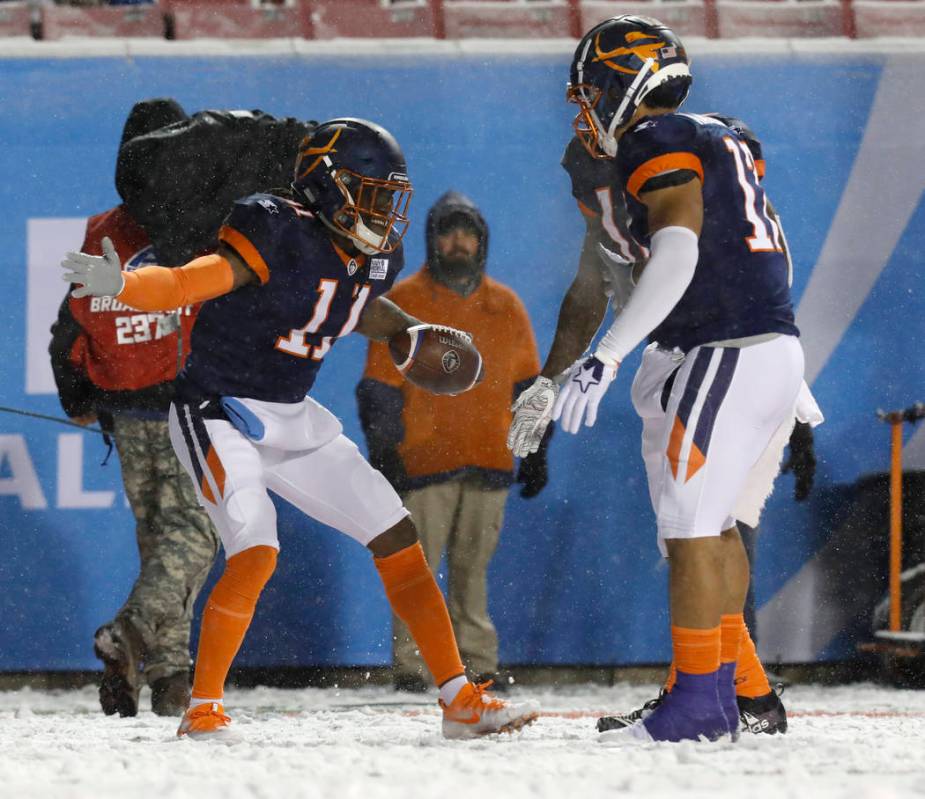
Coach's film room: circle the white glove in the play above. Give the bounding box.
[507,376,559,458]
[60,236,125,299]
[597,243,637,314]
[552,356,618,434]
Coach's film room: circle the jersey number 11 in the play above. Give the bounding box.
[724,136,784,254]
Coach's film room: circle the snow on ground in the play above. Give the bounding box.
[2,682,924,799]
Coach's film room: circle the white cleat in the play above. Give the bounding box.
[598,719,654,744]
[440,681,540,740]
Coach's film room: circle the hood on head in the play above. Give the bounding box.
[425,190,489,286]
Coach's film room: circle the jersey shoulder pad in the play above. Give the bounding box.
[561,136,591,177]
[618,114,703,199]
[225,192,294,227]
[219,193,294,281]
[697,112,764,171]
[223,193,298,240]
[561,136,613,215]
[621,113,699,158]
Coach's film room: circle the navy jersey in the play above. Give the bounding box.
[617,113,797,351]
[560,136,648,265]
[177,193,402,403]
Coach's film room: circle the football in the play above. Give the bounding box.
[388,324,483,395]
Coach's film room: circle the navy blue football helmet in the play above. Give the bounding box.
[292,118,412,254]
[568,15,691,159]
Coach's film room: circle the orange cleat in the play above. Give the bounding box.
[176,702,232,739]
[440,681,539,740]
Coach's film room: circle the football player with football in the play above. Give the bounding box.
[62,117,539,740]
[509,16,808,743]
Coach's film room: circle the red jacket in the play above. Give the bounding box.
[49,205,200,418]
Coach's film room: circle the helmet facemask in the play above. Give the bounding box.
[328,166,411,255]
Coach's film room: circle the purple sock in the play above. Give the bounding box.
[643,670,729,742]
[718,661,740,738]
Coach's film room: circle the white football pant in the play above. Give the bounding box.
[168,397,408,557]
[630,335,804,555]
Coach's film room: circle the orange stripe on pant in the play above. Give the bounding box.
[666,416,686,479]
[200,445,227,504]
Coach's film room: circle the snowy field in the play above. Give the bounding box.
[2,682,925,799]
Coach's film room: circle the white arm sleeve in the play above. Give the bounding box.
[594,225,699,367]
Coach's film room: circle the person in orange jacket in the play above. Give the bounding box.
[358,190,552,691]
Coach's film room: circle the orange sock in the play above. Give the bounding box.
[721,613,743,665]
[375,542,465,686]
[734,620,771,698]
[671,625,721,676]
[664,618,766,694]
[191,545,278,700]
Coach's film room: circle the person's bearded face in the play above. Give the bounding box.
[434,222,481,289]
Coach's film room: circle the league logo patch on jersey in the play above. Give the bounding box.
[346,258,359,276]
[370,258,389,280]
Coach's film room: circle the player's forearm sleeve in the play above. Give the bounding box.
[116,254,235,312]
[594,226,699,366]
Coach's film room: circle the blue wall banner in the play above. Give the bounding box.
[1,44,923,670]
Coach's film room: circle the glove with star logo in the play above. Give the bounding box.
[552,356,618,434]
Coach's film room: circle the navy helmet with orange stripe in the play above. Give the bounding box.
[291,118,412,255]
[568,15,691,159]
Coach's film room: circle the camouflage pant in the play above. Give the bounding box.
[109,415,219,684]
[393,478,507,677]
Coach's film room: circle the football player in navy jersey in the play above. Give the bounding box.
[566,112,820,737]
[63,118,539,740]
[508,17,808,743]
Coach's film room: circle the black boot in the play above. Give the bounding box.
[151,671,191,717]
[94,620,145,717]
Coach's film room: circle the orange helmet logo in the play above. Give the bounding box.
[593,31,666,75]
[296,128,343,180]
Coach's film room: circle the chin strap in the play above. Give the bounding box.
[338,178,387,254]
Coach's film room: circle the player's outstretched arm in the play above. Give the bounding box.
[60,238,256,312]
[355,296,423,342]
